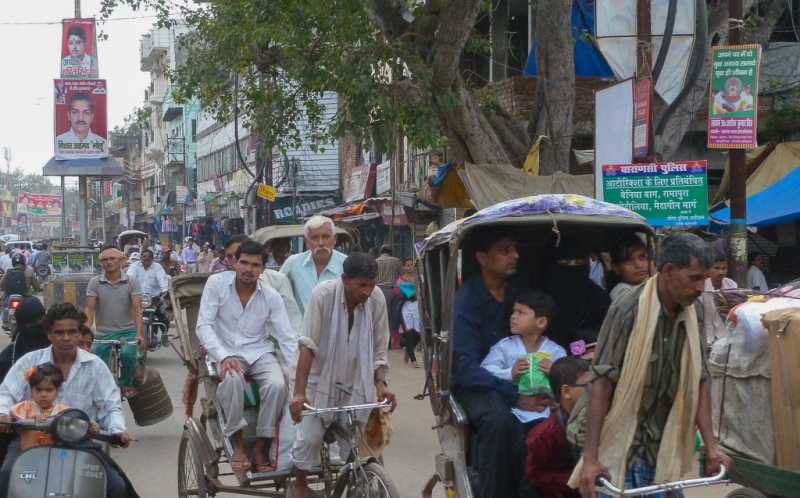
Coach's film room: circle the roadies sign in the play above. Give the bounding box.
[61,18,99,79]
[602,161,708,226]
[708,45,761,148]
[54,79,108,160]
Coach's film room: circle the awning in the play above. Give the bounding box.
[313,197,391,219]
[711,164,800,227]
[202,194,218,202]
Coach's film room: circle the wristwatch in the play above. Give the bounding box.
[374,378,388,387]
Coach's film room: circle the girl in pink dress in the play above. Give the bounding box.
[10,363,72,449]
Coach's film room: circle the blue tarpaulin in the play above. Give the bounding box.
[711,165,800,226]
[524,0,614,78]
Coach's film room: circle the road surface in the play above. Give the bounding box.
[0,331,736,497]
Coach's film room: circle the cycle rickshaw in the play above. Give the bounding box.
[166,272,398,497]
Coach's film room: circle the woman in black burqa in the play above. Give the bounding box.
[540,235,611,354]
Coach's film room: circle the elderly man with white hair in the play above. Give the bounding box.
[280,216,347,315]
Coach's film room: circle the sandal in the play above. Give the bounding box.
[230,454,251,472]
[412,361,419,368]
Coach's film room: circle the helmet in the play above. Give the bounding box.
[11,253,25,267]
[130,252,141,261]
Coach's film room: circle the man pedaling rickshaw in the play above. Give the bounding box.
[195,239,297,473]
[567,232,732,498]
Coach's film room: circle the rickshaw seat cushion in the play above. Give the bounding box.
[243,377,260,407]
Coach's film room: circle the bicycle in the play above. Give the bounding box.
[93,338,140,402]
[301,393,399,498]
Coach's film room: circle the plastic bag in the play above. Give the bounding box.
[518,352,553,396]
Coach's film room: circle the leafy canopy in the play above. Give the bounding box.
[100,0,452,155]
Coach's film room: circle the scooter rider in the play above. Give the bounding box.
[126,248,170,329]
[0,303,138,497]
[0,253,41,324]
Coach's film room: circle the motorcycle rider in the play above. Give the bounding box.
[159,247,182,277]
[0,303,138,497]
[126,248,170,331]
[0,253,41,324]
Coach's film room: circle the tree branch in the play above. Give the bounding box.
[367,0,411,37]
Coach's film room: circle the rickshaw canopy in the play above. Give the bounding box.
[250,225,353,246]
[416,194,654,257]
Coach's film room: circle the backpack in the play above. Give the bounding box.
[4,268,27,296]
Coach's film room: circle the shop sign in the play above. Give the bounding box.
[257,183,276,201]
[273,195,341,222]
[376,160,391,194]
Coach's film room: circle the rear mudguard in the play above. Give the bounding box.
[8,445,107,497]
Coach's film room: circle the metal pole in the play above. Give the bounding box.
[100,176,106,243]
[79,178,88,247]
[74,0,81,17]
[60,176,66,243]
[728,0,748,286]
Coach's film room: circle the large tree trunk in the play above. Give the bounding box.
[530,1,575,174]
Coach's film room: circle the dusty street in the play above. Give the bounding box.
[0,332,735,497]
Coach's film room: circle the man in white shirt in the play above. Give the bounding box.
[127,248,171,330]
[700,252,738,348]
[180,238,199,273]
[0,303,135,496]
[0,248,11,271]
[747,252,769,292]
[196,239,297,473]
[280,216,347,314]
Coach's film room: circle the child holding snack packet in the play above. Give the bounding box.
[481,289,567,430]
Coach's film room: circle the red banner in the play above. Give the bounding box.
[54,79,108,160]
[633,80,651,158]
[61,18,98,79]
[17,191,63,216]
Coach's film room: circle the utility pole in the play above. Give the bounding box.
[728,0,748,285]
[74,0,89,246]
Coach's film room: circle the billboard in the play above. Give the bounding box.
[54,79,108,160]
[17,191,63,216]
[708,45,761,149]
[601,161,708,226]
[61,18,99,79]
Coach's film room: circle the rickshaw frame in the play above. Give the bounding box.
[413,195,656,498]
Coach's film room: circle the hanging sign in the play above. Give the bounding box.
[257,183,276,201]
[708,45,761,149]
[60,18,99,79]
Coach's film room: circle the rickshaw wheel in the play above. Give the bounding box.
[725,489,768,498]
[347,462,400,498]
[178,428,209,497]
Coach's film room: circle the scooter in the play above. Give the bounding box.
[1,408,127,497]
[2,294,23,334]
[142,293,168,352]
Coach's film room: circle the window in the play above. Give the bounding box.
[191,119,197,143]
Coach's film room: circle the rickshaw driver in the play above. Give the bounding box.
[289,252,397,498]
[568,232,732,498]
[451,226,549,498]
[196,239,298,473]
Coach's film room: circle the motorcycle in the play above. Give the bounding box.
[2,294,23,334]
[1,408,127,497]
[34,264,51,285]
[142,293,168,352]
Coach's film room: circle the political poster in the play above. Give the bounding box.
[602,161,708,226]
[633,80,651,158]
[17,191,63,216]
[708,45,761,149]
[54,79,108,160]
[61,18,99,79]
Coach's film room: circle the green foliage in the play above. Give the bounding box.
[100,0,448,156]
[111,107,150,136]
[8,168,54,197]
[764,103,800,141]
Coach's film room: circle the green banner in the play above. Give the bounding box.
[708,45,760,148]
[602,161,708,227]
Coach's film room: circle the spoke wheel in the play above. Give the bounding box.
[347,462,400,498]
[725,489,768,498]
[108,349,120,386]
[178,429,208,498]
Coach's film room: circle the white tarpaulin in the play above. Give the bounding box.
[595,80,633,200]
[595,0,695,103]
[458,163,594,210]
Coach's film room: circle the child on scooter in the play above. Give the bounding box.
[9,363,98,449]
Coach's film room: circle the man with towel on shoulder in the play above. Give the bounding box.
[567,232,732,498]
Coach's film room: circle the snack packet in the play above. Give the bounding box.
[517,352,552,396]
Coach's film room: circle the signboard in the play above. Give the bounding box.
[17,191,63,216]
[105,197,123,214]
[345,163,376,203]
[53,253,95,275]
[708,45,761,149]
[376,160,391,194]
[595,80,633,201]
[257,183,276,201]
[54,79,108,159]
[602,160,708,226]
[60,18,98,79]
[176,186,188,204]
[70,221,80,233]
[16,212,28,231]
[273,194,341,222]
[379,201,408,225]
[41,216,61,227]
[633,80,651,158]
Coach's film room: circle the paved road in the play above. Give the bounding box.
[0,328,735,497]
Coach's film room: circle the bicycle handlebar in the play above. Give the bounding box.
[93,339,140,346]
[595,464,727,496]
[302,400,390,416]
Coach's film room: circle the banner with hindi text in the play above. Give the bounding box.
[602,161,708,226]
